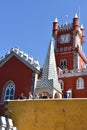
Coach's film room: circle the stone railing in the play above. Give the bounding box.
[0,116,17,130]
[58,68,87,78]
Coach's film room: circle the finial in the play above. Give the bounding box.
[74,13,78,18]
[54,17,58,22]
[81,24,84,29]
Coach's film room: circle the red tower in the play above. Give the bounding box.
[52,14,87,98]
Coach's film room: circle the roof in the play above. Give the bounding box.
[36,38,62,93]
[0,47,40,73]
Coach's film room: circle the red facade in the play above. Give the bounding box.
[53,14,87,98]
[0,56,33,100]
[0,49,40,103]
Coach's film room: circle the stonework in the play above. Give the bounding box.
[35,39,62,98]
[0,116,17,130]
[53,14,87,98]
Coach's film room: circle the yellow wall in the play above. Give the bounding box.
[6,99,87,130]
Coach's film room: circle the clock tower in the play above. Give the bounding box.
[52,14,85,72]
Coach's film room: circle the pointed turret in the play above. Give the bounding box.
[35,38,62,98]
[52,18,58,38]
[74,13,78,18]
[54,17,58,22]
[41,38,59,82]
[73,13,79,30]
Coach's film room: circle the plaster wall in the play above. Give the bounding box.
[6,99,87,130]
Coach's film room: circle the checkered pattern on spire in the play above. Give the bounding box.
[36,38,61,93]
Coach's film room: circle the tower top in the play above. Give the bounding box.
[54,17,58,22]
[74,13,78,18]
[81,24,84,29]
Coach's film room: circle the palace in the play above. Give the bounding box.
[0,13,87,129]
[0,13,87,102]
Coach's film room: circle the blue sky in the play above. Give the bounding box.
[0,0,87,66]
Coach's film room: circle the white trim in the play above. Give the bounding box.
[58,69,87,78]
[76,77,84,89]
[2,81,15,102]
[59,79,64,90]
[0,51,40,74]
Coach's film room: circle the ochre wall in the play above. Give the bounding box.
[6,99,87,130]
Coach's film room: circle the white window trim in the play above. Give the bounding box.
[60,59,67,69]
[2,81,15,102]
[76,77,84,89]
[59,79,64,90]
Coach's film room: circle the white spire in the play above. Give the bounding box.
[54,17,58,22]
[42,38,57,80]
[74,13,78,18]
[81,24,84,29]
[35,38,62,97]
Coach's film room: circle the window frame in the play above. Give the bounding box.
[2,81,15,102]
[76,77,84,90]
[60,59,67,69]
[59,79,64,90]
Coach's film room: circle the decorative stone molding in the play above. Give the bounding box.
[58,23,73,31]
[0,116,17,130]
[58,68,87,78]
[0,47,40,71]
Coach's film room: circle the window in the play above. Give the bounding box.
[76,78,84,89]
[60,59,67,69]
[59,80,64,90]
[60,60,63,68]
[4,81,15,100]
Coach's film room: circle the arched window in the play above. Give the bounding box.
[76,78,84,89]
[59,80,64,90]
[3,81,15,101]
[64,59,67,68]
[60,59,67,69]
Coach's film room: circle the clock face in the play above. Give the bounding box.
[60,34,71,43]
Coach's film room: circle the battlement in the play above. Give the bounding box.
[0,47,40,71]
[53,13,85,39]
[58,23,73,31]
[58,68,87,78]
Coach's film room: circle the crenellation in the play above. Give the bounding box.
[11,47,19,54]
[33,59,40,69]
[28,56,33,64]
[58,23,73,31]
[23,53,28,61]
[0,47,40,70]
[58,68,87,78]
[18,50,23,57]
[0,56,5,61]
